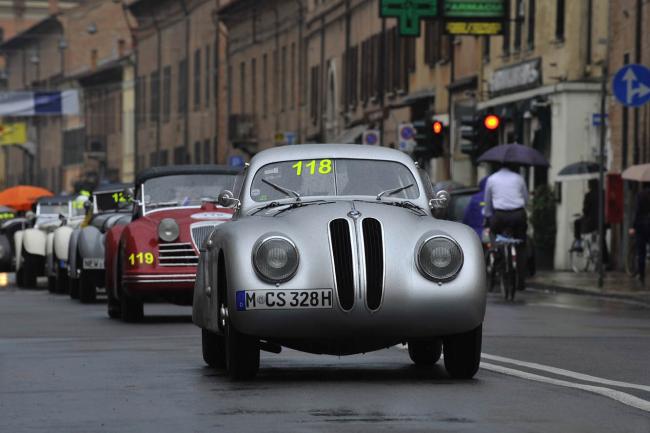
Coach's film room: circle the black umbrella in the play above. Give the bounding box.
[556,161,603,181]
[477,143,550,167]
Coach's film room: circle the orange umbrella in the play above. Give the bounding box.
[0,185,53,211]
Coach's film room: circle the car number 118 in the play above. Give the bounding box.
[236,289,333,311]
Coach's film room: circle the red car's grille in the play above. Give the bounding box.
[158,243,198,267]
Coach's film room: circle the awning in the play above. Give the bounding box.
[334,124,367,144]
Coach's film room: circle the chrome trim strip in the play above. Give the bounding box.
[125,274,196,279]
[124,279,196,284]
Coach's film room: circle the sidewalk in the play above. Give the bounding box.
[528,271,650,305]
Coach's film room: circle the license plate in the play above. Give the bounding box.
[236,289,334,311]
[83,258,105,270]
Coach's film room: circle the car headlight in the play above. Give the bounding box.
[158,218,180,242]
[253,236,299,283]
[417,236,463,281]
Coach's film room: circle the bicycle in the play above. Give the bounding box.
[486,232,524,302]
[569,215,600,273]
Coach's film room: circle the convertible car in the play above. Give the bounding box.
[107,165,239,322]
[192,144,487,380]
[68,183,133,302]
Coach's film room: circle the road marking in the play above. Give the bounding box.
[482,353,650,392]
[481,362,650,413]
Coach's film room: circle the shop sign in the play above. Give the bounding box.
[489,58,542,96]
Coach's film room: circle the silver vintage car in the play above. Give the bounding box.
[192,144,486,380]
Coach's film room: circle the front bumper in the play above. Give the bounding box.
[123,272,196,293]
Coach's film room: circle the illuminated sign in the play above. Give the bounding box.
[445,21,503,35]
[444,0,505,18]
[379,0,438,37]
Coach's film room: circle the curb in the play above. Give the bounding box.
[527,282,650,307]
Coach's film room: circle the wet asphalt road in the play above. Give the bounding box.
[1,282,649,433]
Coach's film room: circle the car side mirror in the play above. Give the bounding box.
[217,190,240,209]
[429,190,450,210]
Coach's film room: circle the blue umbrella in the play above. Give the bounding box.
[477,143,550,167]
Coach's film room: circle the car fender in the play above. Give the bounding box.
[14,230,24,270]
[105,223,128,300]
[79,225,105,260]
[23,228,47,257]
[46,232,55,275]
[54,225,74,261]
[68,228,82,278]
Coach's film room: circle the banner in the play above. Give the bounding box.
[0,90,80,116]
[0,122,27,145]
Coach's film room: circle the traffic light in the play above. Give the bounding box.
[460,113,501,161]
[413,113,444,159]
[460,115,479,155]
[482,114,500,149]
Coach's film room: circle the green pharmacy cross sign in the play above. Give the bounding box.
[380,0,438,37]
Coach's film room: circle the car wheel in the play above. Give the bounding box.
[202,329,226,369]
[225,319,259,380]
[56,265,68,294]
[107,290,121,319]
[69,277,80,300]
[22,251,38,288]
[408,339,442,366]
[120,291,143,323]
[443,325,482,380]
[79,270,97,304]
[16,266,25,288]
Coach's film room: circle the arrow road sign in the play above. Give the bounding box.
[613,64,650,108]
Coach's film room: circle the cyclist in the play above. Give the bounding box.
[629,185,650,285]
[484,163,529,290]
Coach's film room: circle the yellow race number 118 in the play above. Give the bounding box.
[292,159,332,176]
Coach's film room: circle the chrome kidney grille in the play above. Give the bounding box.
[329,217,385,311]
[158,243,198,267]
[190,223,221,250]
[362,218,384,311]
[329,219,355,311]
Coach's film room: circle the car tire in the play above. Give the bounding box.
[56,265,68,294]
[22,251,38,288]
[107,291,121,319]
[69,277,80,300]
[79,270,97,304]
[443,325,482,380]
[16,265,25,288]
[120,291,143,323]
[202,329,226,369]
[225,320,259,380]
[408,339,442,366]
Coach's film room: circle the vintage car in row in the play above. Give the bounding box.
[0,214,28,273]
[68,183,133,303]
[192,144,487,380]
[106,165,239,322]
[15,195,81,288]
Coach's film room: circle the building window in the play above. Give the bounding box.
[194,48,201,111]
[262,54,268,118]
[290,43,296,110]
[150,70,160,122]
[194,141,201,163]
[555,0,565,40]
[344,44,359,109]
[203,139,211,164]
[251,58,257,115]
[281,46,287,111]
[239,61,246,113]
[424,20,449,67]
[273,49,278,113]
[178,58,188,114]
[310,65,320,125]
[162,66,171,123]
[150,151,158,167]
[227,64,232,117]
[159,149,169,165]
[483,36,491,62]
[514,0,524,51]
[527,0,535,49]
[205,45,211,108]
[502,0,511,54]
[174,146,186,164]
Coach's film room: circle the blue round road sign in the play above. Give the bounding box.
[613,64,650,108]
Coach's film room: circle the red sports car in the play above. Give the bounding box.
[106,165,239,322]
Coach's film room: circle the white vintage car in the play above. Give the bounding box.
[193,144,487,380]
[15,195,86,290]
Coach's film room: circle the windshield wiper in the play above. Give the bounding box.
[272,200,336,217]
[250,201,284,215]
[262,179,301,201]
[376,183,415,201]
[392,200,427,215]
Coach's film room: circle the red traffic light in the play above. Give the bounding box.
[432,121,443,135]
[484,114,500,131]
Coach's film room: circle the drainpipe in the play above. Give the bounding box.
[633,0,642,164]
[150,10,163,166]
[121,0,139,174]
[179,0,191,163]
[294,0,303,143]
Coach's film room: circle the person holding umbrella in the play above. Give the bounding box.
[622,164,650,285]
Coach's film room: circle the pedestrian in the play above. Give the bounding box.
[463,176,488,238]
[629,184,650,284]
[484,163,529,289]
[573,179,610,265]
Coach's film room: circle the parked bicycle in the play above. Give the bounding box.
[569,214,600,273]
[486,232,524,301]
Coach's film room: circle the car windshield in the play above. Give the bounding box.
[250,159,419,202]
[142,174,237,209]
[40,204,68,215]
[95,191,130,212]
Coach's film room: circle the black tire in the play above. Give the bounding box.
[202,329,227,369]
[107,290,121,319]
[22,252,38,288]
[408,339,442,366]
[69,277,80,300]
[16,266,25,288]
[443,325,482,380]
[56,265,69,294]
[120,290,143,323]
[47,276,56,293]
[225,320,260,380]
[79,270,97,304]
